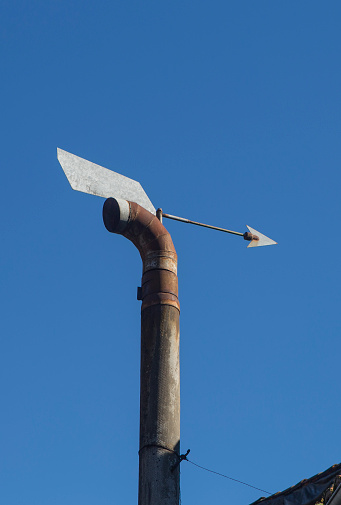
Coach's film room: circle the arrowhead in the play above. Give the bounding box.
[57,148,156,215]
[246,225,277,248]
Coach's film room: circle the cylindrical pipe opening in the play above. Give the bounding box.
[103,197,130,233]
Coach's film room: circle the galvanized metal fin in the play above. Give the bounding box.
[57,148,156,215]
[246,225,277,247]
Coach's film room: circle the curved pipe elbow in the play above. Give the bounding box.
[103,198,179,311]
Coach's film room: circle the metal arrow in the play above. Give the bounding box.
[57,148,277,247]
[161,212,277,247]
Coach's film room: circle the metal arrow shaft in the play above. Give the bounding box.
[162,212,244,237]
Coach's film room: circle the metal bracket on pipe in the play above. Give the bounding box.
[156,208,163,223]
[171,449,191,472]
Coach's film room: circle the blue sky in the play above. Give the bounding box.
[1,2,341,504]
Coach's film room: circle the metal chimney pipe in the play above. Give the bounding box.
[103,197,180,505]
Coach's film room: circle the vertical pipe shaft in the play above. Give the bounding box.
[139,304,180,505]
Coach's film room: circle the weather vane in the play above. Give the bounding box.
[57,147,276,505]
[57,148,277,247]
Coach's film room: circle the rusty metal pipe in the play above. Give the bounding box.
[103,198,180,505]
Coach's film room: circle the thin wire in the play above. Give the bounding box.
[186,459,272,495]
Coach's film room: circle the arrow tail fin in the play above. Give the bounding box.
[57,148,156,214]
